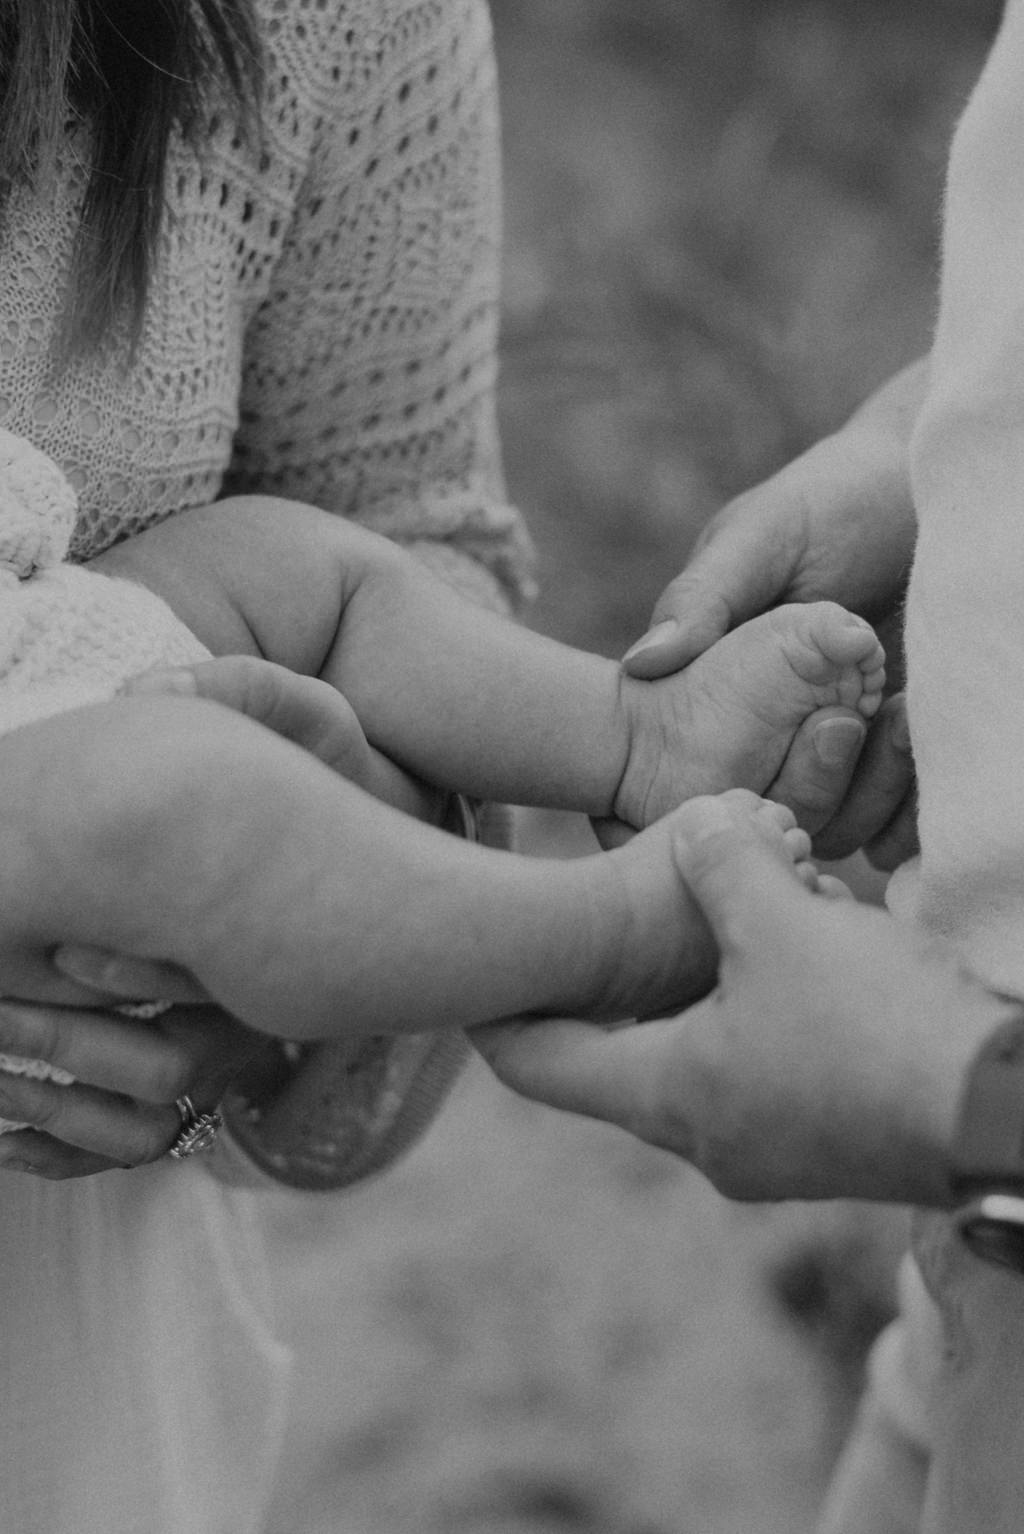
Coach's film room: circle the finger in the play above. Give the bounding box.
[670,796,813,957]
[123,657,445,819]
[0,999,228,1104]
[621,502,803,678]
[621,597,730,678]
[812,693,915,861]
[0,1128,121,1179]
[766,707,867,834]
[52,946,210,1005]
[591,816,635,850]
[0,1072,179,1165]
[471,1015,668,1125]
[158,1009,271,1108]
[123,656,373,775]
[863,788,919,872]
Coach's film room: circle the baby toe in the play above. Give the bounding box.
[748,795,798,835]
[794,857,822,891]
[780,825,813,864]
[811,605,884,666]
[817,872,855,900]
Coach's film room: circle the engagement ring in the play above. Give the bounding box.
[168,1094,223,1159]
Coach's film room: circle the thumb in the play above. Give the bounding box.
[621,573,735,678]
[122,656,372,777]
[671,797,809,957]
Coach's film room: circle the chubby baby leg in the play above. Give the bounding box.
[617,601,884,827]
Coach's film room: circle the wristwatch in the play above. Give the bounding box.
[951,1014,1024,1276]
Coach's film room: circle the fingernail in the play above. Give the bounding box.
[812,716,866,768]
[119,667,198,697]
[622,620,677,665]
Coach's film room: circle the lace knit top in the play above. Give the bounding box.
[0,0,533,609]
[0,0,534,1188]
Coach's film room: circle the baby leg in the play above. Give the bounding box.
[619,601,885,827]
[587,789,817,1024]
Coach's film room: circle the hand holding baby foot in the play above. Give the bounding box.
[581,788,818,1026]
[474,792,1004,1207]
[615,600,884,829]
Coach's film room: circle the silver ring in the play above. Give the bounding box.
[168,1094,223,1159]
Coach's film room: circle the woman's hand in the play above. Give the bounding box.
[0,1000,267,1177]
[124,654,450,825]
[0,655,449,1178]
[473,794,1001,1208]
[621,359,927,680]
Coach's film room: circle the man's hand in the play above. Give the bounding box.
[621,360,926,679]
[811,691,918,867]
[0,655,449,1179]
[474,793,1005,1208]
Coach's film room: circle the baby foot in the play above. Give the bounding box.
[616,601,884,827]
[597,789,814,1023]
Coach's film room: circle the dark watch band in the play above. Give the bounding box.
[951,1013,1024,1277]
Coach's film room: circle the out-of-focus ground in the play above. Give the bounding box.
[271,5,1002,1531]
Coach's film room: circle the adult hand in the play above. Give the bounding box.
[811,691,917,867]
[0,655,449,1178]
[621,359,927,679]
[54,655,452,1006]
[473,794,1006,1208]
[0,1000,268,1178]
[597,694,913,851]
[123,654,449,824]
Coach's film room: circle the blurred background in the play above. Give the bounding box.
[272,5,1003,1531]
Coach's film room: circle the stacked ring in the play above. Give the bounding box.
[168,1094,223,1159]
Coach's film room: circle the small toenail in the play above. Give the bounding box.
[812,716,865,767]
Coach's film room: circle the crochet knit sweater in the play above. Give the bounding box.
[0,0,534,1187]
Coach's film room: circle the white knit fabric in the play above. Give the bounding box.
[848,6,1024,1529]
[0,429,210,1127]
[0,7,531,1531]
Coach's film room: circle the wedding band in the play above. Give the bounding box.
[168,1094,223,1159]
